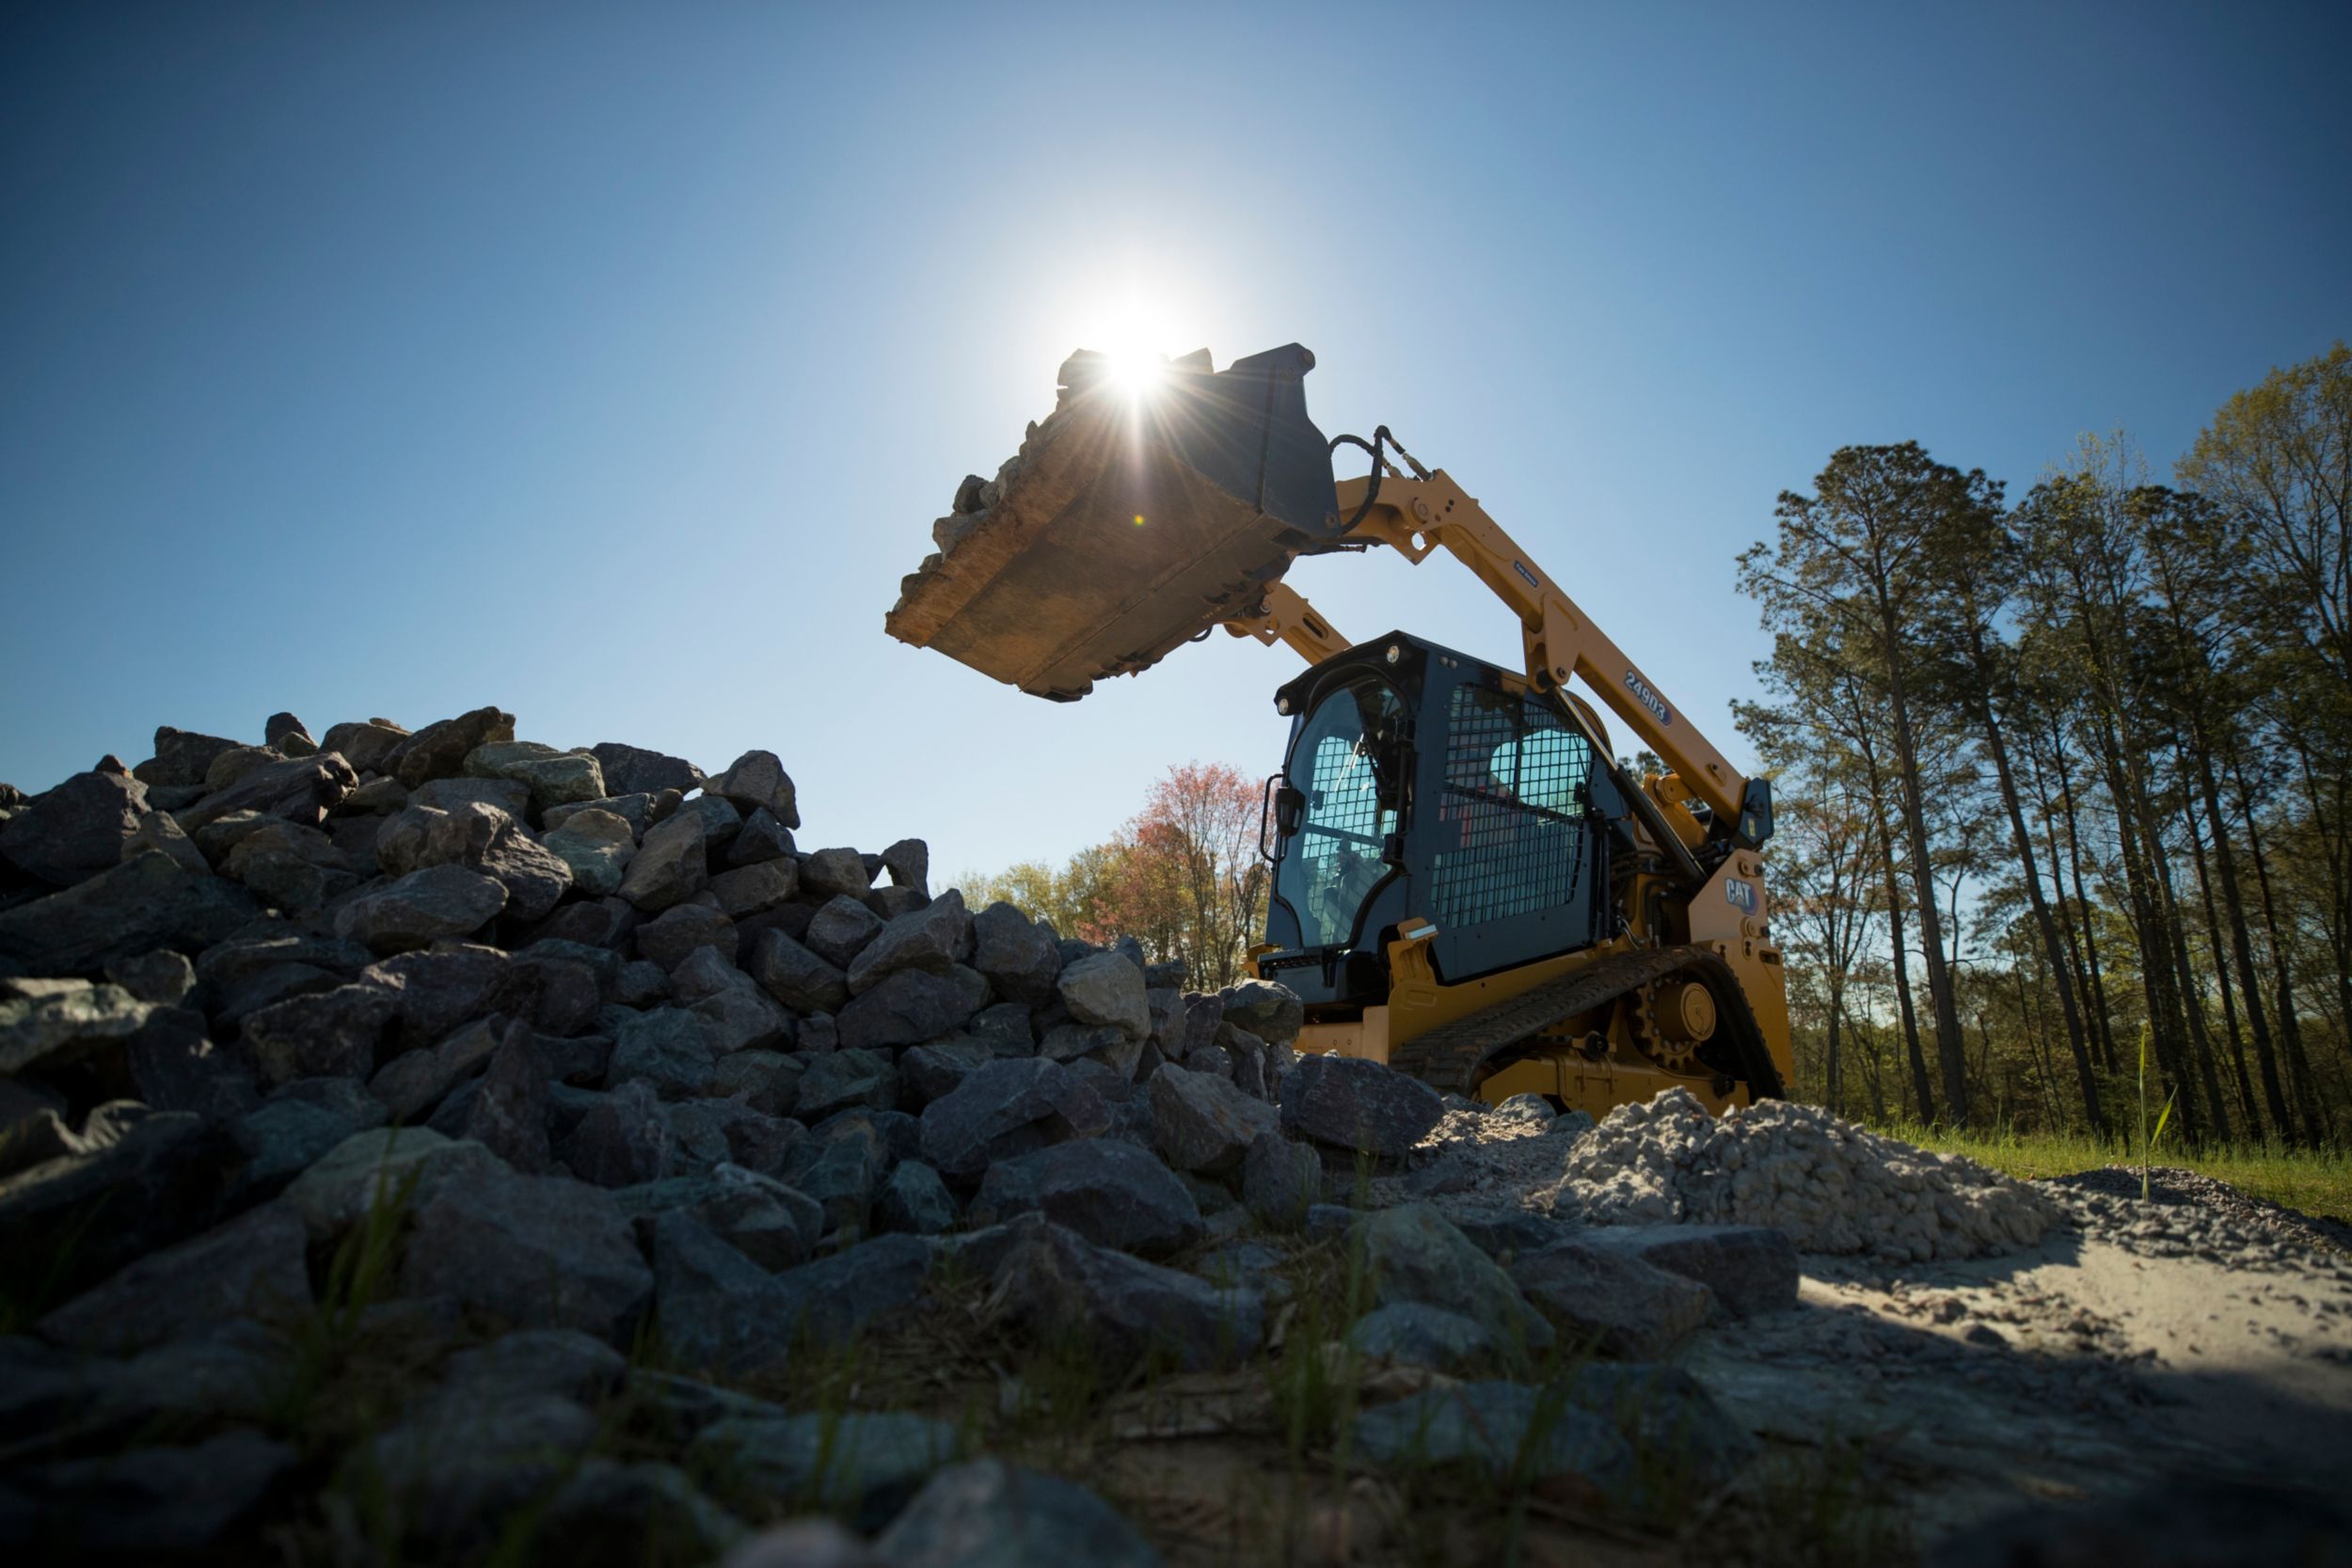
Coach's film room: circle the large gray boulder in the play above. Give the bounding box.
[0,768,151,885]
[794,1048,898,1122]
[1352,1204,1553,1356]
[38,1201,310,1354]
[837,967,980,1053]
[970,901,1059,1005]
[981,1216,1261,1373]
[1507,1236,1716,1359]
[358,942,508,1051]
[803,895,883,970]
[1147,1062,1279,1175]
[589,742,703,799]
[969,1138,1203,1257]
[844,890,972,995]
[0,850,258,974]
[1217,979,1304,1047]
[1572,1223,1799,1319]
[707,858,798,919]
[389,705,516,788]
[918,1058,1109,1180]
[402,1168,653,1344]
[607,1008,720,1100]
[703,751,800,830]
[877,1459,1161,1568]
[1056,952,1151,1040]
[745,927,849,1013]
[1278,1053,1443,1162]
[135,726,244,789]
[243,984,396,1087]
[0,982,154,1076]
[281,1127,503,1241]
[617,811,711,912]
[11,1429,296,1556]
[175,752,358,833]
[464,741,607,813]
[1240,1132,1322,1230]
[231,1075,389,1189]
[333,864,508,954]
[543,808,637,897]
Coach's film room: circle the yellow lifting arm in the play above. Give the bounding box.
[1327,470,1755,829]
[1219,581,1353,665]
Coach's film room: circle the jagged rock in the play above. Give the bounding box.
[803,894,883,969]
[0,982,155,1075]
[878,1459,1161,1568]
[243,984,396,1087]
[971,1138,1202,1256]
[0,1111,231,1288]
[369,1014,503,1118]
[1352,1204,1554,1356]
[615,958,668,1006]
[770,1232,932,1343]
[798,1012,839,1053]
[231,1075,388,1189]
[838,966,979,1053]
[844,889,971,994]
[1148,1061,1279,1175]
[644,1210,803,1377]
[746,927,850,1013]
[1057,951,1150,1040]
[774,1119,887,1233]
[0,849,258,974]
[590,742,703,799]
[965,1001,1036,1054]
[121,810,212,877]
[334,864,508,954]
[964,902,1058,1010]
[459,1021,552,1172]
[1571,1223,1799,1319]
[1347,1303,1494,1371]
[607,1008,719,1100]
[800,847,870,900]
[202,745,278,793]
[388,705,516,788]
[919,1057,1109,1180]
[674,1163,821,1270]
[617,811,711,912]
[359,943,509,1051]
[0,768,151,885]
[357,1389,600,1546]
[981,1215,1260,1372]
[564,1079,675,1186]
[878,837,930,895]
[638,903,739,972]
[794,1047,898,1120]
[135,727,244,789]
[1507,1236,1715,1359]
[728,808,794,867]
[876,1159,958,1235]
[708,857,798,918]
[38,1201,310,1354]
[1218,979,1303,1047]
[501,942,612,1036]
[898,1037,993,1106]
[282,1126,505,1240]
[543,808,636,897]
[710,1048,803,1117]
[676,950,791,1053]
[461,741,606,814]
[1279,1053,1443,1162]
[13,1428,296,1555]
[320,719,410,774]
[403,1167,652,1343]
[534,1459,747,1563]
[177,752,358,834]
[691,1411,957,1530]
[1241,1132,1322,1229]
[411,775,533,819]
[1351,1382,1633,1495]
[704,751,800,830]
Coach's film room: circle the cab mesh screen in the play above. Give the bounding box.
[1431,685,1591,930]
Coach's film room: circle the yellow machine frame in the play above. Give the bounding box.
[1221,470,1793,1112]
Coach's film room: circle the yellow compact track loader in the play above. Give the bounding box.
[888,345,1790,1116]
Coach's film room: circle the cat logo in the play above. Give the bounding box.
[1724,878,1757,912]
[1625,670,1673,726]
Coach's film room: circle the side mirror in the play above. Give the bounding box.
[1275,784,1306,837]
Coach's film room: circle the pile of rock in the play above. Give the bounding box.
[0,705,1384,1560]
[1549,1089,2058,1261]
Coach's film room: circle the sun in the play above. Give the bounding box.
[1102,347,1167,400]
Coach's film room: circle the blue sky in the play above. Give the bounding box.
[4,3,2346,881]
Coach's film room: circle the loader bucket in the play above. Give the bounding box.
[885,343,1344,701]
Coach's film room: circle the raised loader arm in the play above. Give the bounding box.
[1321,469,1773,850]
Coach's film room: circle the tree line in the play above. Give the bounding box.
[1740,343,2351,1146]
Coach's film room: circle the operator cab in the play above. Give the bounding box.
[1259,632,1627,1008]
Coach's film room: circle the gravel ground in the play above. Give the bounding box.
[2042,1164,2352,1260]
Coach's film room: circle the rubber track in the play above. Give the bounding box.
[1389,944,1780,1096]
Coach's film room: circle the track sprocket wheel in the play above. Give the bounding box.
[1626,977,1717,1073]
